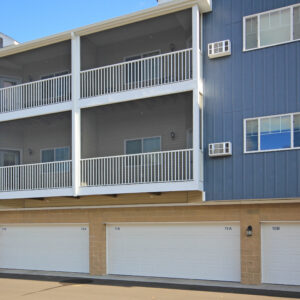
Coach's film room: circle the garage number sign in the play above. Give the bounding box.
[272,226,280,231]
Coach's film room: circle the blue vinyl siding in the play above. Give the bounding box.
[203,0,300,200]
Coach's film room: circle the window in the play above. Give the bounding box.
[244,4,300,50]
[125,137,161,155]
[294,114,300,147]
[294,6,300,40]
[124,51,161,62]
[41,147,70,163]
[0,150,21,167]
[245,113,300,153]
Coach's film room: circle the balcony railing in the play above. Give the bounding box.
[0,160,72,192]
[80,49,193,99]
[0,74,72,113]
[80,149,193,187]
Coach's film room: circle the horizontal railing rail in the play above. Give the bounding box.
[0,160,72,192]
[80,49,193,99]
[0,74,72,113]
[81,149,193,187]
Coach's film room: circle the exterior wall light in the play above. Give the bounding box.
[170,131,176,140]
[246,225,253,237]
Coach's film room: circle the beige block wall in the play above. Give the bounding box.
[0,195,300,285]
[81,93,193,158]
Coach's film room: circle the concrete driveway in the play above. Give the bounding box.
[0,275,300,300]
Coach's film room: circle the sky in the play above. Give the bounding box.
[1,0,157,43]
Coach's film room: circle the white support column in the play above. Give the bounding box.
[192,4,202,188]
[71,33,81,196]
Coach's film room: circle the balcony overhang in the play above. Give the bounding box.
[0,0,212,58]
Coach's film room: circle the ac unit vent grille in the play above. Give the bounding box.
[209,142,232,157]
[208,40,231,59]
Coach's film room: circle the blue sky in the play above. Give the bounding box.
[1,0,157,43]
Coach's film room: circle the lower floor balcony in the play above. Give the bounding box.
[0,149,197,199]
[0,160,73,192]
[80,149,193,187]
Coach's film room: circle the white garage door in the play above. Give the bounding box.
[107,223,240,281]
[0,224,89,273]
[262,222,300,285]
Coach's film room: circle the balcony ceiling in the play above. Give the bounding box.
[0,41,71,66]
[84,9,191,47]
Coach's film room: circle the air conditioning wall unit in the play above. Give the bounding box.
[209,142,232,157]
[208,40,231,59]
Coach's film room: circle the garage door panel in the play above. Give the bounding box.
[107,223,240,282]
[0,224,89,273]
[262,223,300,285]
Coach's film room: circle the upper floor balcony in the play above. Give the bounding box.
[0,9,195,118]
[0,41,72,117]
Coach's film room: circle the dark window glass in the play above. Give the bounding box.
[245,16,258,49]
[246,119,258,151]
[294,114,300,147]
[294,6,300,40]
[126,140,142,154]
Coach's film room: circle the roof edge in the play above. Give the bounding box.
[0,0,211,58]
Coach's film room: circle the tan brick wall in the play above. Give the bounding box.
[0,200,300,284]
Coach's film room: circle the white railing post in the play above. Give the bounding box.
[192,4,202,188]
[72,33,81,196]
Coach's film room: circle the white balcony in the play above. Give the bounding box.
[0,161,72,193]
[80,49,193,100]
[81,149,193,188]
[0,74,72,114]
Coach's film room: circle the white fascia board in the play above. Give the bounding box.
[0,0,211,58]
[0,102,72,123]
[79,180,202,196]
[0,188,73,200]
[79,80,196,109]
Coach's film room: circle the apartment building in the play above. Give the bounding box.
[0,0,299,286]
[0,33,19,48]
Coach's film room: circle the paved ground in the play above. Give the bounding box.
[0,275,300,300]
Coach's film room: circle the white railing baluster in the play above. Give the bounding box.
[80,49,192,99]
[80,149,193,187]
[0,74,72,113]
[0,160,72,192]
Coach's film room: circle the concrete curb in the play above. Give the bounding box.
[0,271,300,298]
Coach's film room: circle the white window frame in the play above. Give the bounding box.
[124,136,162,155]
[243,3,300,51]
[244,112,300,154]
[40,146,70,163]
